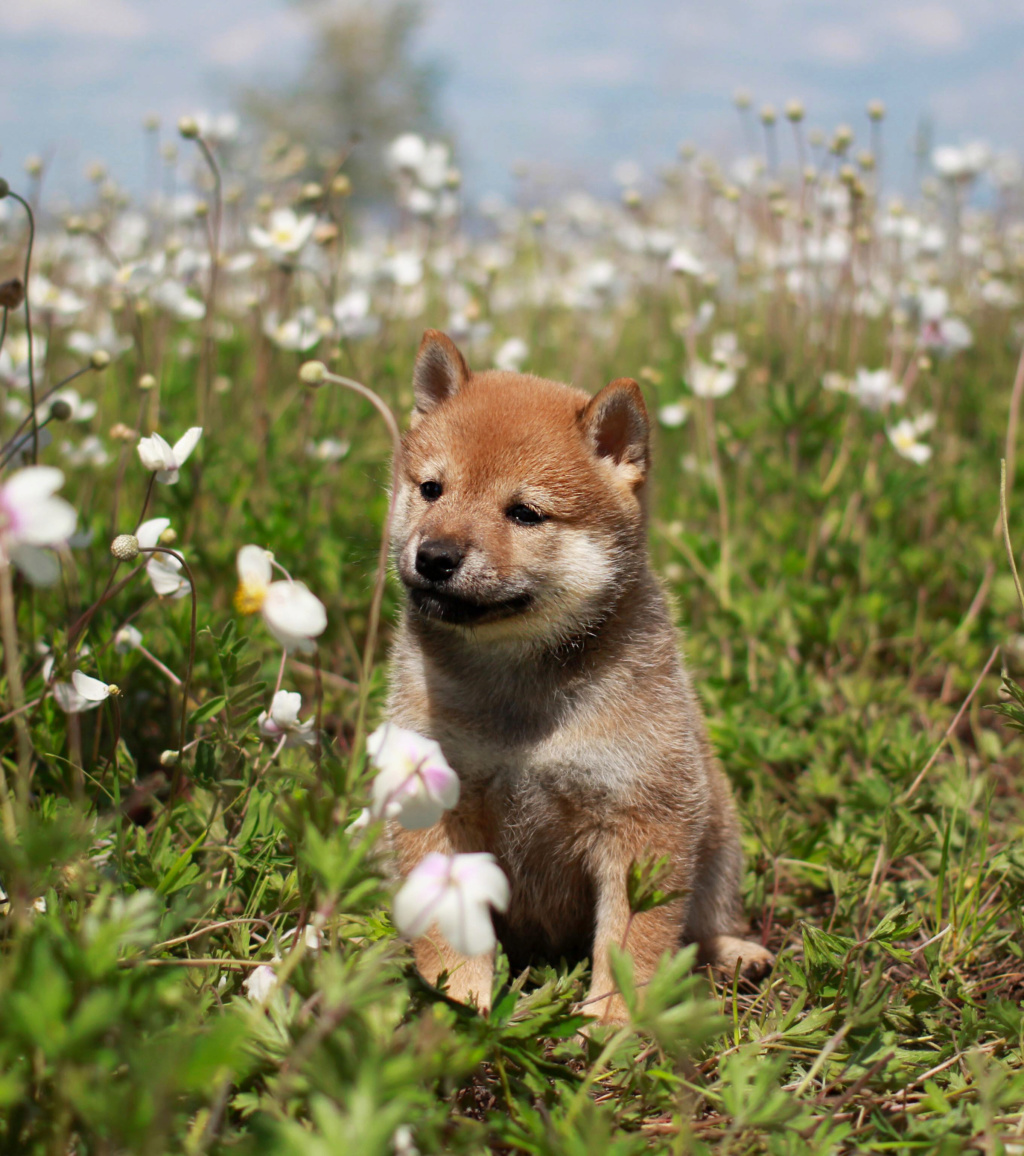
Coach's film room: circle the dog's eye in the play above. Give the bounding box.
[506,503,546,525]
[419,481,443,502]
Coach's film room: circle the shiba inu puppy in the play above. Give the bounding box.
[387,330,772,1021]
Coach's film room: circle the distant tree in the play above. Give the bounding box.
[241,0,444,200]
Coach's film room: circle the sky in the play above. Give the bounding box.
[2,0,1024,202]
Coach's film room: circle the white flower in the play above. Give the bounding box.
[822,372,850,394]
[394,852,509,957]
[0,333,46,391]
[305,438,350,462]
[385,251,424,288]
[29,277,85,320]
[689,359,737,399]
[658,402,690,429]
[367,723,460,830]
[258,690,317,747]
[852,368,904,411]
[44,388,97,423]
[887,417,933,465]
[711,331,747,371]
[151,280,206,320]
[387,133,427,173]
[243,963,279,1004]
[71,671,117,702]
[249,209,316,261]
[932,142,989,181]
[235,545,327,654]
[263,307,322,352]
[493,337,528,373]
[0,466,76,587]
[668,246,705,277]
[137,518,188,599]
[60,436,109,468]
[137,427,202,484]
[333,289,378,339]
[114,625,143,653]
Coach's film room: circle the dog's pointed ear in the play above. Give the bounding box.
[412,330,470,418]
[580,378,650,485]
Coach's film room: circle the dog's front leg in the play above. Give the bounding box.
[585,837,688,1025]
[392,824,496,1013]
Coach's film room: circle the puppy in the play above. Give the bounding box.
[387,330,772,1021]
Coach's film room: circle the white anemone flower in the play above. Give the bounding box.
[151,280,206,320]
[658,402,690,429]
[263,307,322,352]
[367,723,460,830]
[689,359,737,399]
[305,438,350,463]
[668,246,705,277]
[235,545,327,654]
[0,466,76,587]
[387,133,427,173]
[29,277,85,321]
[258,690,317,748]
[137,427,202,484]
[887,414,935,465]
[114,624,143,653]
[493,337,528,373]
[43,388,97,423]
[53,670,116,714]
[393,852,510,957]
[137,517,188,599]
[243,962,280,1004]
[852,368,904,411]
[249,209,316,262]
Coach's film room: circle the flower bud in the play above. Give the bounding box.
[178,116,200,140]
[867,100,885,122]
[159,749,179,767]
[300,182,323,202]
[194,200,209,219]
[299,360,327,385]
[138,374,156,391]
[313,222,339,245]
[760,104,777,126]
[90,350,111,371]
[0,178,9,199]
[331,173,352,197]
[24,156,43,178]
[49,399,73,422]
[733,88,752,110]
[111,533,140,561]
[785,99,804,123]
[158,527,177,546]
[0,279,25,309]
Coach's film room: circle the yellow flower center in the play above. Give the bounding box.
[234,581,267,615]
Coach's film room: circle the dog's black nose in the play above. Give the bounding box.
[415,539,465,583]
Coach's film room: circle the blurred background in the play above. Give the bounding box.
[3,0,1024,203]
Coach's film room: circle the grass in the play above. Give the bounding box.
[1,119,1024,1153]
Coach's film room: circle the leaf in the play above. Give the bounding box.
[188,696,228,727]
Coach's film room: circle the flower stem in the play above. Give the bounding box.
[318,369,402,786]
[0,560,30,825]
[8,192,38,463]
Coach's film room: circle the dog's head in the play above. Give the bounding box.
[392,330,650,643]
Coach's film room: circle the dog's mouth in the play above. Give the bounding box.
[407,586,532,625]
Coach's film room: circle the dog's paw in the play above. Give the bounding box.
[700,935,774,981]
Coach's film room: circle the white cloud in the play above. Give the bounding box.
[205,10,307,67]
[884,5,965,51]
[0,0,144,39]
[805,24,870,64]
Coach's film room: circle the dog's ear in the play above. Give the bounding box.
[412,330,470,418]
[580,378,649,485]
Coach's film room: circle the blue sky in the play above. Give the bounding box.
[2,0,1023,201]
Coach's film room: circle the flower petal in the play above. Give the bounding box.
[71,670,111,701]
[263,582,327,649]
[10,545,61,587]
[236,544,272,588]
[136,518,171,549]
[172,426,202,465]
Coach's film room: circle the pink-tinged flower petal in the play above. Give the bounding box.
[71,671,111,701]
[393,852,508,957]
[146,554,187,598]
[236,544,272,588]
[3,466,63,506]
[53,681,99,714]
[136,517,171,549]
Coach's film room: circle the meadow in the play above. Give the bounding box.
[1,107,1024,1153]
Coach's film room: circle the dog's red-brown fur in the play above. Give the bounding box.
[387,331,771,1021]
